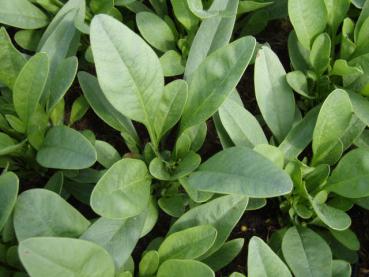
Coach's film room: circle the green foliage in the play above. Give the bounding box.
[0,0,368,275]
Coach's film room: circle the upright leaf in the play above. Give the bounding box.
[78,72,140,151]
[0,172,18,231]
[19,237,115,277]
[288,0,327,49]
[169,195,248,256]
[90,14,164,140]
[13,53,49,124]
[219,97,267,147]
[136,12,176,52]
[282,227,332,277]
[0,28,26,89]
[184,0,239,78]
[255,46,296,142]
[312,89,352,165]
[155,80,188,139]
[248,237,292,277]
[181,36,256,131]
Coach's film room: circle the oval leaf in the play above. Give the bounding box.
[90,159,151,219]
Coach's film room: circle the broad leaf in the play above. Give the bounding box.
[0,0,49,29]
[248,236,292,277]
[78,72,140,152]
[288,0,327,49]
[157,259,214,277]
[90,14,164,141]
[37,126,97,170]
[187,147,293,197]
[81,212,146,269]
[282,227,332,277]
[327,148,369,198]
[169,195,248,257]
[0,28,26,89]
[158,225,217,261]
[13,189,90,241]
[136,12,176,52]
[90,159,151,219]
[19,237,115,277]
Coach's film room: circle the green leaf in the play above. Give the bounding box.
[282,226,332,277]
[0,133,23,156]
[181,36,256,131]
[139,250,160,276]
[81,213,146,269]
[0,0,49,29]
[219,97,267,147]
[136,12,176,52]
[202,238,244,271]
[150,154,201,181]
[90,158,151,219]
[90,14,164,142]
[0,28,26,89]
[332,260,351,277]
[37,126,97,170]
[288,31,310,72]
[38,0,83,102]
[155,80,188,139]
[329,229,360,251]
[286,70,312,98]
[255,46,296,142]
[279,106,319,160]
[169,195,249,257]
[95,140,121,169]
[312,89,352,165]
[310,33,331,76]
[170,0,199,31]
[188,147,293,197]
[311,198,351,231]
[0,172,18,231]
[238,1,273,14]
[184,0,239,78]
[69,95,89,125]
[158,225,217,262]
[160,50,185,77]
[14,189,90,241]
[324,0,350,34]
[157,259,214,277]
[248,236,292,277]
[327,148,369,198]
[47,56,78,112]
[13,53,49,125]
[288,0,327,49]
[78,72,140,152]
[14,29,42,52]
[19,237,115,277]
